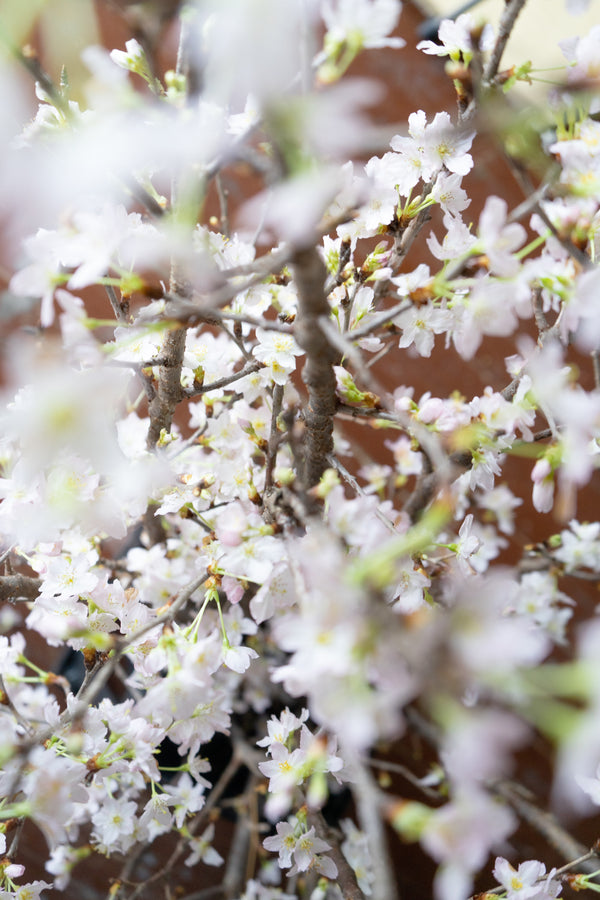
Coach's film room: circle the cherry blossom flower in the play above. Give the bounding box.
[9,228,69,327]
[427,211,478,261]
[341,819,375,895]
[45,845,84,891]
[511,571,573,644]
[0,879,54,900]
[388,560,431,614]
[431,171,470,215]
[421,789,516,900]
[560,24,600,83]
[318,0,405,81]
[493,857,562,900]
[387,435,423,475]
[554,520,600,571]
[321,0,404,52]
[531,457,555,514]
[441,708,529,788]
[258,742,307,798]
[237,881,296,900]
[185,824,224,868]
[139,794,173,841]
[392,111,474,183]
[263,816,337,877]
[222,641,259,673]
[291,826,336,875]
[257,708,309,750]
[36,551,99,600]
[417,14,494,63]
[253,328,304,386]
[362,149,418,209]
[395,303,451,357]
[250,563,298,624]
[263,820,299,868]
[110,39,147,76]
[452,514,482,575]
[477,196,527,277]
[450,277,523,360]
[22,746,89,848]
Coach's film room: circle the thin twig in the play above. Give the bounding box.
[342,744,400,900]
[318,316,386,399]
[507,181,550,224]
[406,708,597,876]
[146,16,195,450]
[265,384,284,493]
[215,311,293,333]
[0,546,15,567]
[482,0,529,85]
[0,675,35,734]
[66,572,208,728]
[162,211,355,323]
[125,748,245,899]
[532,287,549,336]
[592,351,600,391]
[553,850,600,877]
[373,197,433,308]
[108,844,149,900]
[215,173,230,237]
[219,320,254,362]
[499,151,592,270]
[127,179,166,218]
[335,404,398,421]
[14,48,71,117]
[347,298,410,341]
[222,801,252,900]
[105,284,129,324]
[327,454,398,535]
[6,817,26,859]
[184,361,262,398]
[368,757,442,802]
[494,780,593,867]
[178,888,224,900]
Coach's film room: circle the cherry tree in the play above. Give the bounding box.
[1,0,600,898]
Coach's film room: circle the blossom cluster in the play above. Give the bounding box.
[1,1,600,899]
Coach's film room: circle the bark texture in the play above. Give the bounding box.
[146,325,187,449]
[0,575,40,602]
[292,247,339,488]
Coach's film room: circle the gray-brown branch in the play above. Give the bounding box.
[292,247,340,488]
[145,325,187,449]
[0,575,40,602]
[373,194,432,308]
[483,0,529,85]
[310,811,366,900]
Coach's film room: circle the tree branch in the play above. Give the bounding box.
[145,324,187,448]
[292,247,339,487]
[310,811,366,900]
[483,0,529,85]
[373,197,432,308]
[185,361,262,398]
[342,744,400,900]
[0,575,40,602]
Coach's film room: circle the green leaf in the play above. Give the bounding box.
[390,800,433,841]
[348,500,452,590]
